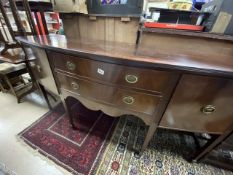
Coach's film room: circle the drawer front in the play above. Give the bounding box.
[51,52,172,93]
[57,73,161,115]
[160,74,233,134]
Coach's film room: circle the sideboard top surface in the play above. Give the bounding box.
[16,34,233,77]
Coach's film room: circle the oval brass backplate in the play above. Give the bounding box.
[123,96,135,105]
[125,74,138,84]
[71,82,79,90]
[66,61,76,71]
[201,105,216,115]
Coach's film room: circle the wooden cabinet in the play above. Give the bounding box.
[160,74,233,134]
[52,51,174,120]
[17,33,233,157]
[49,50,179,153]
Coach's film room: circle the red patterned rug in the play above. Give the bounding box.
[18,100,118,175]
[18,100,232,175]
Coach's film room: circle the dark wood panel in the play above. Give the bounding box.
[51,52,172,94]
[140,27,233,42]
[57,72,161,116]
[138,33,233,77]
[160,74,233,134]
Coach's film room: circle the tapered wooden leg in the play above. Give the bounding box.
[187,136,217,162]
[61,98,77,130]
[140,123,157,153]
[46,90,57,102]
[0,81,5,92]
[39,84,52,110]
[4,75,19,102]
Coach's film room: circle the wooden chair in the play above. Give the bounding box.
[0,1,35,102]
[0,62,31,102]
[0,0,57,108]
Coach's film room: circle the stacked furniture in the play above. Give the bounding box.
[0,0,57,106]
[0,0,32,102]
[0,58,30,103]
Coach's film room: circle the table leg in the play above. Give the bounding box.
[46,90,57,102]
[39,84,52,110]
[141,123,157,153]
[61,98,77,130]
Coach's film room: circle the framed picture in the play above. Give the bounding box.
[101,0,128,5]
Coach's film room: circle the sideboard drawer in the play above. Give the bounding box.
[57,73,161,115]
[51,52,172,93]
[160,75,233,134]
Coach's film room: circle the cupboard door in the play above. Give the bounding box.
[160,74,233,134]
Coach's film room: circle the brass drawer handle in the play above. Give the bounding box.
[125,74,138,84]
[71,81,79,90]
[66,61,76,71]
[201,105,216,115]
[123,96,135,105]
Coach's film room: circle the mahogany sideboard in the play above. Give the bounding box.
[16,34,233,158]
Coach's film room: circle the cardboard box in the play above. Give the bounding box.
[52,0,87,14]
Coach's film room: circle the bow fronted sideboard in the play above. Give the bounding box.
[16,33,233,159]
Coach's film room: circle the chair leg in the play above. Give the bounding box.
[3,75,20,103]
[0,79,6,92]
